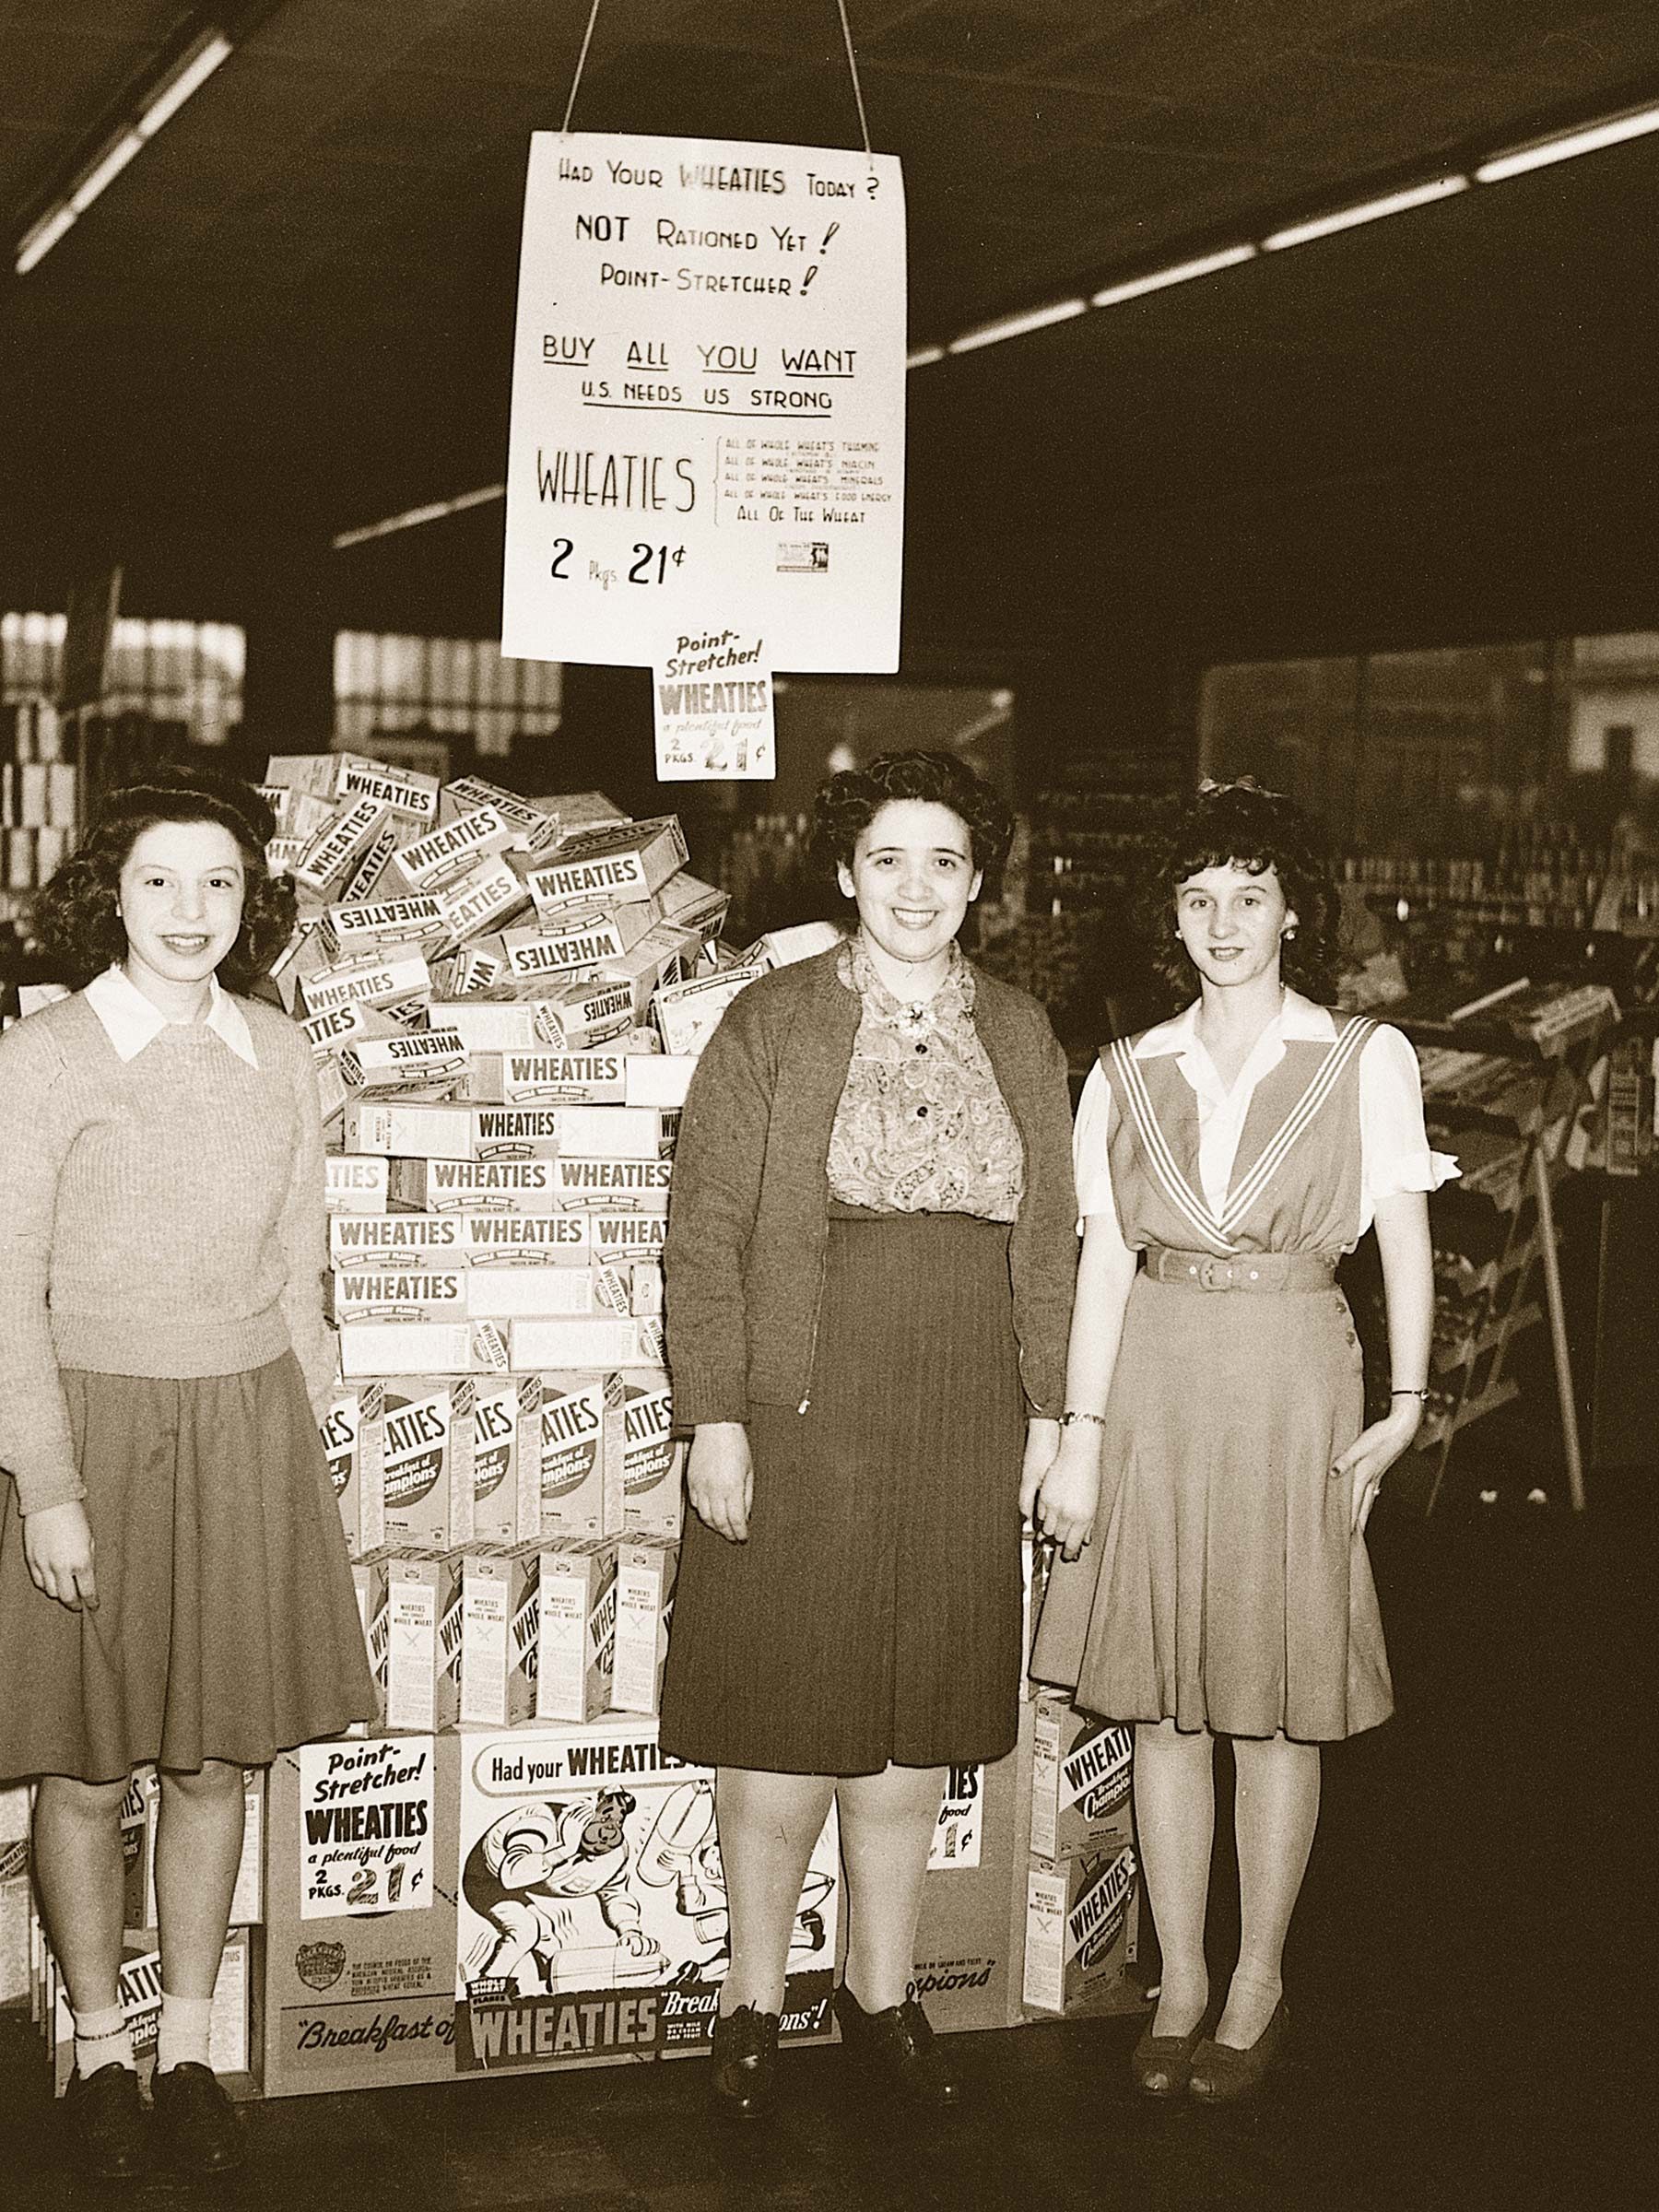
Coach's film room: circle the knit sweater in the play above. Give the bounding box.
[0,988,333,1516]
[664,945,1078,1428]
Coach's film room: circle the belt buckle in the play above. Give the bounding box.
[1198,1255,1233,1290]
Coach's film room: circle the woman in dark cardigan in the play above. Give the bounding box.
[662,751,1079,2120]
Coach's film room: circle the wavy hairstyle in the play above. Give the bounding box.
[1138,778,1341,1006]
[808,748,1014,878]
[32,762,294,993]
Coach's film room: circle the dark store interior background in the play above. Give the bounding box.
[2,5,1655,2207]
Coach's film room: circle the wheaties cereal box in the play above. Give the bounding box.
[471,1375,534,1550]
[261,1736,459,2097]
[319,1385,383,1559]
[609,1540,677,1717]
[620,1372,683,1540]
[1022,1845,1144,2018]
[1029,1694,1135,1862]
[507,1541,617,1726]
[526,1372,622,1540]
[366,1379,477,1556]
[454,1722,836,2075]
[365,1559,441,1735]
[909,1698,1035,2035]
[438,1555,514,1731]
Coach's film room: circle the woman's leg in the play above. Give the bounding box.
[1134,1719,1216,2040]
[1218,1732,1320,2048]
[713,1766,835,2017]
[836,1763,947,2012]
[32,1773,131,2024]
[154,1761,246,2060]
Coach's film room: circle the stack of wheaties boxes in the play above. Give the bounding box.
[245,756,848,2097]
[1021,1692,1147,2019]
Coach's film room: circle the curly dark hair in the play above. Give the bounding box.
[32,761,296,993]
[807,749,1014,877]
[1137,778,1341,1006]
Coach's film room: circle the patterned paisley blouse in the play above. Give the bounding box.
[826,933,1026,1220]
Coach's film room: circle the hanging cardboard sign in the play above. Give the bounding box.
[653,628,775,778]
[502,133,905,674]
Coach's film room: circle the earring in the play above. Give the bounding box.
[1282,925,1297,941]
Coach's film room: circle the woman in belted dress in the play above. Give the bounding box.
[1027,780,1454,2102]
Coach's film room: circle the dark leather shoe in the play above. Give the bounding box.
[832,1984,960,2112]
[710,2003,780,2120]
[151,2062,245,2174]
[1189,1998,1290,2104]
[64,2063,149,2182]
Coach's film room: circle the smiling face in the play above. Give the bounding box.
[1174,860,1297,994]
[837,798,982,978]
[117,818,247,1006]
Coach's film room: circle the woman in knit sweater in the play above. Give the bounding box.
[0,767,373,2181]
[661,751,1078,2120]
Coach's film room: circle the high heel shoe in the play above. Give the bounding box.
[1130,2016,1207,2099]
[832,1983,960,2112]
[1188,1998,1289,2104]
[709,2003,781,2120]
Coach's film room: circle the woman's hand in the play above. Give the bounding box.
[1018,1418,1060,1522]
[1331,1400,1423,1533]
[22,1500,99,1611]
[687,1421,754,1544]
[1025,1427,1101,1564]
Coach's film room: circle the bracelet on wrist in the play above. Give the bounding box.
[1061,1409,1109,1429]
[1391,1387,1430,1400]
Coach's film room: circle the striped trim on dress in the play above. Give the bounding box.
[1109,1016,1375,1256]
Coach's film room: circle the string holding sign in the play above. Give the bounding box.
[559,0,606,137]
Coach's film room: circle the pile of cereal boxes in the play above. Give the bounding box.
[253,754,850,2096]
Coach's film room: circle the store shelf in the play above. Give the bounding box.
[1433,1302,1541,1376]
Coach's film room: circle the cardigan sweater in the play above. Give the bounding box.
[664,944,1078,1428]
[0,988,333,1515]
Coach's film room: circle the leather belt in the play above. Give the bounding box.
[1142,1246,1336,1292]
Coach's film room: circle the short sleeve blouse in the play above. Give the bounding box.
[1073,994,1458,1249]
[826,935,1025,1219]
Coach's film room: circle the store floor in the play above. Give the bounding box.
[2,1464,1648,2212]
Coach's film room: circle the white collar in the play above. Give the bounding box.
[1134,989,1335,1060]
[85,965,259,1068]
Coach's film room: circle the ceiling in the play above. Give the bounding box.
[2,0,1658,662]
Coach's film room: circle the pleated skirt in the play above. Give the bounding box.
[1031,1274,1394,1742]
[0,1355,377,1783]
[659,1208,1028,1775]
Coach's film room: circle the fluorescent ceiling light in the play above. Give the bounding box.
[1476,101,1659,182]
[906,344,945,369]
[947,297,1088,354]
[1090,244,1255,307]
[137,33,232,138]
[332,483,506,551]
[15,205,76,276]
[1264,174,1468,250]
[69,133,144,215]
[13,28,233,276]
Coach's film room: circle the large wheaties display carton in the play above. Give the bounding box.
[454,1719,837,2075]
[908,1693,1037,2035]
[259,1735,459,2097]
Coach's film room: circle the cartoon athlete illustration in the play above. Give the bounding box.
[637,1781,832,1982]
[461,1790,666,1994]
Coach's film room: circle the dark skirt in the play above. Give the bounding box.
[0,1355,377,1784]
[659,1208,1028,1775]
